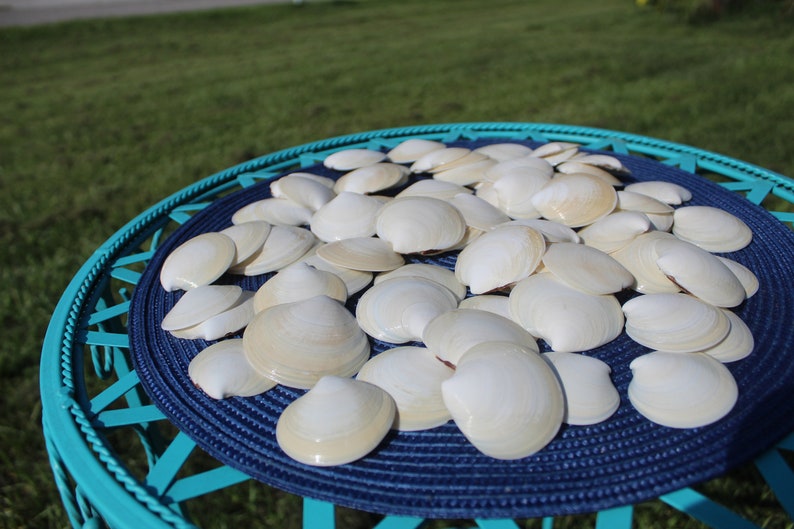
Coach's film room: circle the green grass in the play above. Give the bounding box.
[1,0,793,527]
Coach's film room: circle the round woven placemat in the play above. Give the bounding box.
[129,139,794,519]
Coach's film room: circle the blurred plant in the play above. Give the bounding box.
[636,0,793,21]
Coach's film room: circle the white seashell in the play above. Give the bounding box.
[530,141,579,159]
[569,153,631,176]
[616,190,675,214]
[628,351,738,428]
[672,206,753,252]
[285,172,336,189]
[491,168,552,219]
[219,221,272,266]
[188,339,276,399]
[441,341,564,459]
[455,224,546,294]
[423,308,539,367]
[426,151,490,174]
[271,174,336,212]
[231,197,313,227]
[541,242,634,295]
[333,163,410,195]
[500,218,581,243]
[395,179,473,200]
[473,142,534,162]
[253,261,347,313]
[716,256,759,298]
[297,252,373,296]
[543,352,619,425]
[458,294,512,320]
[374,263,466,301]
[386,138,446,164]
[243,295,370,389]
[323,148,386,170]
[375,196,466,254]
[609,231,681,293]
[576,211,652,253]
[484,156,555,182]
[701,309,754,363]
[229,225,316,275]
[309,191,384,242]
[509,273,624,353]
[170,290,256,340]
[161,285,243,332]
[356,277,458,344]
[622,293,731,353]
[654,238,746,308]
[531,173,617,228]
[446,193,511,231]
[315,237,404,272]
[356,346,454,431]
[555,161,623,186]
[410,147,472,173]
[159,232,236,291]
[624,181,692,205]
[432,158,496,186]
[276,376,396,466]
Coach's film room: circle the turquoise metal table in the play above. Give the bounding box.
[40,123,794,529]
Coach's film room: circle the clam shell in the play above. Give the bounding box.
[484,156,555,182]
[356,346,454,431]
[219,221,272,267]
[423,308,540,367]
[170,290,256,340]
[161,285,243,332]
[555,161,623,186]
[717,256,759,298]
[159,232,236,291]
[315,237,404,272]
[374,263,466,301]
[615,190,674,232]
[253,261,347,313]
[271,173,336,211]
[309,191,384,243]
[672,205,753,252]
[231,197,313,227]
[541,242,634,295]
[242,295,370,389]
[441,341,564,459]
[386,138,446,164]
[500,218,581,243]
[188,339,276,399]
[622,293,731,353]
[473,142,534,162]
[509,273,624,353]
[576,211,652,253]
[276,376,395,466]
[229,225,316,275]
[701,309,754,363]
[333,163,410,195]
[543,352,619,425]
[297,252,373,296]
[395,179,473,201]
[375,196,467,254]
[356,276,458,344]
[531,173,617,228]
[323,148,386,170]
[491,168,552,219]
[628,351,738,428]
[624,181,692,205]
[457,294,512,320]
[432,158,496,186]
[530,141,579,158]
[446,193,511,231]
[410,147,472,173]
[454,224,546,294]
[609,231,681,293]
[569,153,631,176]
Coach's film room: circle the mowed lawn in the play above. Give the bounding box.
[1,0,793,527]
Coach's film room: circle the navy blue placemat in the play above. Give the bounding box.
[129,140,794,519]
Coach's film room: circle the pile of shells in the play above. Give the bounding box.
[159,138,757,466]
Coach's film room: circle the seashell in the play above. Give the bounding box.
[568,153,631,176]
[161,285,243,332]
[309,191,384,242]
[615,190,674,231]
[219,221,272,267]
[622,293,731,353]
[253,261,347,313]
[285,172,336,189]
[243,295,370,389]
[576,211,652,253]
[356,346,454,431]
[170,290,256,340]
[231,197,313,227]
[530,173,617,228]
[423,308,539,367]
[297,252,373,296]
[271,174,336,212]
[500,218,581,243]
[276,376,395,466]
[555,161,623,186]
[458,294,512,320]
[410,147,472,173]
[701,309,754,363]
[624,181,692,205]
[333,163,410,195]
[654,238,746,308]
[484,156,555,182]
[530,141,579,159]
[609,231,681,293]
[374,263,467,301]
[356,277,458,344]
[426,151,491,174]
[543,352,619,425]
[375,196,467,254]
[455,224,545,294]
[395,179,473,201]
[323,148,386,170]
[509,273,624,353]
[315,237,404,272]
[441,341,564,459]
[541,242,634,295]
[188,339,276,399]
[433,158,496,186]
[716,256,759,298]
[628,351,738,428]
[446,193,511,231]
[473,142,534,162]
[386,138,446,164]
[672,206,753,252]
[229,225,316,275]
[159,232,236,291]
[491,168,552,219]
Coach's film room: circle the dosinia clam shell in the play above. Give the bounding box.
[276,376,396,466]
[500,218,581,244]
[446,193,511,232]
[672,205,753,252]
[701,309,755,363]
[530,173,617,228]
[188,339,276,399]
[309,191,385,243]
[628,351,738,428]
[375,196,467,254]
[555,161,622,186]
[159,232,236,291]
[395,179,473,201]
[219,221,272,267]
[441,341,564,460]
[717,256,759,299]
[624,180,692,205]
[298,252,373,296]
[374,263,467,301]
[333,163,410,195]
[271,173,336,212]
[610,230,681,294]
[410,147,473,173]
[231,197,313,227]
[323,148,387,171]
[457,294,512,320]
[543,352,620,425]
[491,168,552,219]
[473,142,535,162]
[576,211,652,254]
[356,346,454,431]
[229,225,316,276]
[161,285,243,332]
[484,155,554,182]
[315,237,404,272]
[541,242,634,295]
[433,158,496,186]
[242,295,370,389]
[253,261,348,313]
[386,138,446,164]
[170,290,256,341]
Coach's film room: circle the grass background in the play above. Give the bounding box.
[1,0,793,527]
